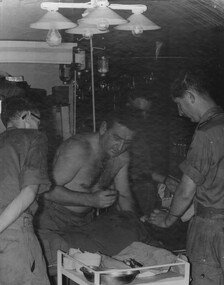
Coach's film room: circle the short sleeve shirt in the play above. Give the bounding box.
[0,128,50,215]
[180,107,224,208]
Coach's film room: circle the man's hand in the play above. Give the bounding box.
[147,209,170,228]
[91,190,118,208]
[165,176,179,194]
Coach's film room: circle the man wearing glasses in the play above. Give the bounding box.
[22,111,41,128]
[0,95,51,285]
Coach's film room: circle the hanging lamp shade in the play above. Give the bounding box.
[30,11,77,30]
[82,8,94,18]
[115,13,160,31]
[79,6,127,27]
[66,22,109,37]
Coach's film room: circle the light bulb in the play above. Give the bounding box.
[46,28,62,47]
[97,19,109,31]
[83,29,93,40]
[132,25,143,36]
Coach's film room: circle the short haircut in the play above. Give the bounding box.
[104,107,139,131]
[1,95,39,127]
[171,70,212,100]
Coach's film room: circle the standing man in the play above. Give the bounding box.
[36,109,150,265]
[149,70,224,284]
[0,95,51,285]
[126,90,160,216]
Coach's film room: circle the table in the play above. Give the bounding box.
[57,250,190,285]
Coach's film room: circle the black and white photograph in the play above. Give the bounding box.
[0,0,224,284]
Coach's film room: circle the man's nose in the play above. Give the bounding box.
[178,107,184,117]
[117,140,125,152]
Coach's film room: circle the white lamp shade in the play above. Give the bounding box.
[82,8,94,18]
[30,11,77,30]
[66,23,109,35]
[115,13,161,31]
[79,7,127,25]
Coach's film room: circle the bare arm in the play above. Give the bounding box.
[45,184,93,206]
[114,163,136,213]
[45,185,117,208]
[0,185,38,233]
[149,174,196,227]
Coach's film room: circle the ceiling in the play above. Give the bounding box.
[1,0,224,77]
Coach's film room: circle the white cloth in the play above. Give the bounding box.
[113,242,177,267]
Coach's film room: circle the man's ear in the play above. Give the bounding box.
[99,121,107,135]
[186,90,196,104]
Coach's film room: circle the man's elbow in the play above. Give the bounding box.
[41,184,57,201]
[22,186,38,204]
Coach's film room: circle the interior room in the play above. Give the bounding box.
[1,0,224,284]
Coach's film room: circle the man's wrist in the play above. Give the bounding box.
[169,212,181,218]
[165,211,180,227]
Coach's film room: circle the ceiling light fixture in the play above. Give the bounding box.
[78,1,128,30]
[31,1,157,46]
[114,8,161,36]
[30,11,76,46]
[66,22,108,40]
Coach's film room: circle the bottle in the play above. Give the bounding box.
[73,47,86,71]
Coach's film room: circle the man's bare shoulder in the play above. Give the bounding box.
[56,133,93,159]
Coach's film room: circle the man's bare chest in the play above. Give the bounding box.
[75,157,121,188]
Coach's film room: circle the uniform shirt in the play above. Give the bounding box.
[0,128,50,215]
[180,106,224,209]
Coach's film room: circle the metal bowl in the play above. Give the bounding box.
[80,266,139,284]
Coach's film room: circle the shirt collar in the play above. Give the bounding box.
[198,106,223,128]
[6,127,16,131]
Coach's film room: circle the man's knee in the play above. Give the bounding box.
[37,231,69,266]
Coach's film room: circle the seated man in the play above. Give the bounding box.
[35,109,152,267]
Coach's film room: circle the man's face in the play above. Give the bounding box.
[101,122,134,157]
[174,92,200,123]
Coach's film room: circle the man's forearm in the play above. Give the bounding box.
[43,185,93,207]
[0,186,37,233]
[118,195,136,213]
[165,176,196,227]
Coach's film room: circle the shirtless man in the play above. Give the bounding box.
[36,110,149,267]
